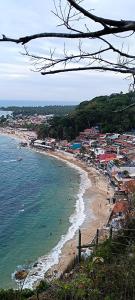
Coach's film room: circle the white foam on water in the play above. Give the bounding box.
[22,161,91,290]
[18,209,25,213]
[3,159,17,163]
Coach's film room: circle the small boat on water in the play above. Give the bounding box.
[19,141,27,147]
[17,157,23,161]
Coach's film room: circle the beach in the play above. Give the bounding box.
[34,149,114,280]
[0,128,114,288]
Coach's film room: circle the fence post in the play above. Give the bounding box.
[96,229,99,247]
[78,229,81,263]
[110,226,113,240]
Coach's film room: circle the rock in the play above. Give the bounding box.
[33,262,38,267]
[15,270,28,281]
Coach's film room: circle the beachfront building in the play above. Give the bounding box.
[96,153,117,163]
[109,200,129,229]
[79,127,99,141]
[33,139,54,150]
[93,147,105,157]
[112,168,135,188]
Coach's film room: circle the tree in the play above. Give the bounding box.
[37,124,50,139]
[123,170,130,178]
[1,1,135,91]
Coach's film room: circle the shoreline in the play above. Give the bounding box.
[23,152,91,289]
[33,149,114,280]
[0,130,114,289]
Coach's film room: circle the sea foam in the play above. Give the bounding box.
[22,161,91,289]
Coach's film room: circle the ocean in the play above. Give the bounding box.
[0,100,78,107]
[0,135,88,289]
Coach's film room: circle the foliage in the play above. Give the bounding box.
[54,219,135,300]
[0,105,75,117]
[123,170,130,177]
[0,115,7,126]
[37,91,135,140]
[36,124,50,139]
[0,288,34,300]
[113,159,120,167]
[132,193,135,207]
[36,280,50,293]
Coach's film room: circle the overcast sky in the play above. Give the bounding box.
[0,0,135,104]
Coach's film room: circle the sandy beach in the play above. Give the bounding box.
[36,149,114,279]
[0,129,114,287]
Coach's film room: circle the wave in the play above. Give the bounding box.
[21,163,91,289]
[18,209,25,213]
[3,159,18,163]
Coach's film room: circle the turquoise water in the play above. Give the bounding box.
[0,136,80,289]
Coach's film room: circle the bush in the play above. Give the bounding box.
[22,289,34,298]
[36,280,50,293]
[0,289,20,300]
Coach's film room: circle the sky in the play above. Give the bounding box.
[0,0,135,105]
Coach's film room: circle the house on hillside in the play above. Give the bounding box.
[109,200,129,229]
[93,148,105,157]
[79,127,99,140]
[97,153,117,163]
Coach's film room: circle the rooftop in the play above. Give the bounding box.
[113,201,129,214]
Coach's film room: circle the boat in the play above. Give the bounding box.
[19,141,27,147]
[17,157,23,161]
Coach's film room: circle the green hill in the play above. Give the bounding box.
[37,92,135,140]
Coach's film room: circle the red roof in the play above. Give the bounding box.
[121,149,129,154]
[116,140,134,148]
[99,134,106,137]
[97,153,117,162]
[121,180,135,193]
[113,201,129,214]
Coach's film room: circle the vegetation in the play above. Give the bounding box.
[0,288,34,300]
[0,115,7,125]
[123,170,130,177]
[2,219,135,299]
[0,280,50,300]
[53,220,135,300]
[0,105,75,117]
[37,91,135,140]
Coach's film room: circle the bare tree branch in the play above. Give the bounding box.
[98,37,135,59]
[22,46,111,71]
[1,21,135,45]
[67,0,128,27]
[1,0,135,85]
[41,66,134,75]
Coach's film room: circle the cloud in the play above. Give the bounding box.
[0,0,134,103]
[0,62,30,78]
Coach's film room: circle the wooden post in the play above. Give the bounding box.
[110,226,113,240]
[78,229,81,263]
[96,229,99,247]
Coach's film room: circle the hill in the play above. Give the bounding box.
[37,92,135,140]
[0,105,75,117]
